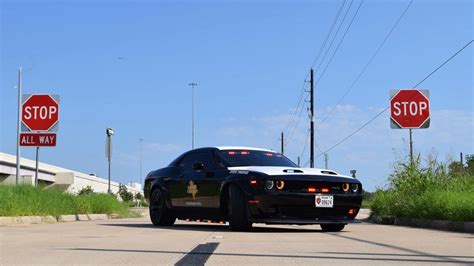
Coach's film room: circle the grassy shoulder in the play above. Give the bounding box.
[0,185,138,217]
[370,155,474,222]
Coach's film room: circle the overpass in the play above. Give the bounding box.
[0,152,142,195]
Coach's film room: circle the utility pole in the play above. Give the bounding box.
[409,129,413,165]
[280,132,284,154]
[310,68,315,168]
[297,156,300,167]
[460,152,463,165]
[16,67,22,185]
[324,153,328,169]
[189,83,198,149]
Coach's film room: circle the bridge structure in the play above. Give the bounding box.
[0,152,142,195]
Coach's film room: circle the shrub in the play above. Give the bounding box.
[118,184,134,202]
[370,154,474,222]
[78,186,94,196]
[0,185,132,217]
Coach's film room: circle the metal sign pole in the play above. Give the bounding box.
[16,67,22,185]
[409,128,414,165]
[35,146,39,186]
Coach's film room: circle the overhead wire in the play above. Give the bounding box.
[284,0,350,150]
[319,0,413,125]
[314,40,473,159]
[314,0,364,86]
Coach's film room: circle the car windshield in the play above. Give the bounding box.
[218,150,297,167]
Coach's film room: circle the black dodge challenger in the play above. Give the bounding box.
[144,146,362,232]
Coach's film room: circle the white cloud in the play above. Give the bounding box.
[213,104,473,191]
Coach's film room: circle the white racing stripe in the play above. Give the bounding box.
[227,166,353,178]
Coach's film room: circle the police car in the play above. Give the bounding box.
[144,146,362,232]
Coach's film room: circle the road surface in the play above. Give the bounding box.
[1,215,472,265]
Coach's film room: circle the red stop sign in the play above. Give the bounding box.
[390,90,430,129]
[22,94,60,132]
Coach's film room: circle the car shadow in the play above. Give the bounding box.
[100,222,324,233]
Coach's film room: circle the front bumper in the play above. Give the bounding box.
[247,192,362,224]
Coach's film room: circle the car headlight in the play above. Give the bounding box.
[265,180,274,190]
[276,180,285,190]
[351,183,359,192]
[342,183,350,192]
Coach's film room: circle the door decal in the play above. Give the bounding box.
[187,180,199,200]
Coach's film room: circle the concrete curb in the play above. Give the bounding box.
[370,215,474,233]
[0,214,119,226]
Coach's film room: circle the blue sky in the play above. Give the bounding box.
[1,0,472,191]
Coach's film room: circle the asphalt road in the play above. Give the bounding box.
[1,215,473,265]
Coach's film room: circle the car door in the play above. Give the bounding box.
[189,151,222,209]
[168,153,197,207]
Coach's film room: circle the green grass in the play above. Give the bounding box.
[0,184,136,217]
[370,156,474,222]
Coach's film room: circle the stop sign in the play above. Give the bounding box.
[22,94,60,132]
[390,89,430,129]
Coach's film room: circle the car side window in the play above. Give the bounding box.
[178,154,197,171]
[178,151,216,171]
[193,152,216,170]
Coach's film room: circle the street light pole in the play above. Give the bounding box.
[188,83,197,149]
[139,138,143,186]
[106,128,114,193]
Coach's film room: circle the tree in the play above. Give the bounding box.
[118,184,134,202]
[78,186,94,196]
[466,154,474,175]
[448,161,464,176]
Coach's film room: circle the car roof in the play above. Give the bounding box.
[214,146,275,153]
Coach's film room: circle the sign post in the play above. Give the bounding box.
[20,94,60,186]
[390,89,430,163]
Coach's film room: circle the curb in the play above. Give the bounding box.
[369,215,474,233]
[0,214,118,226]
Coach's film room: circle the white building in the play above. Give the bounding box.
[0,152,142,195]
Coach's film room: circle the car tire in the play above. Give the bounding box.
[228,184,252,231]
[149,188,176,226]
[320,223,345,232]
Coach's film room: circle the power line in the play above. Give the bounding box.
[313,0,355,78]
[315,39,474,158]
[281,0,349,151]
[314,0,364,86]
[319,0,413,125]
[310,0,348,69]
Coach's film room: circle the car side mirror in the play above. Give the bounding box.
[192,162,205,171]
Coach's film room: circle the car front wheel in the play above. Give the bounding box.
[320,223,345,232]
[228,184,252,231]
[149,188,176,226]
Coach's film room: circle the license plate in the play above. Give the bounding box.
[315,195,333,208]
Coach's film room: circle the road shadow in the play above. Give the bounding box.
[61,247,472,264]
[100,222,324,233]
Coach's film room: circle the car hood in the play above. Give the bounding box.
[227,166,354,179]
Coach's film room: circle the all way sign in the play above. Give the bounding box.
[20,133,57,147]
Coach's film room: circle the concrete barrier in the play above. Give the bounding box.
[0,214,118,226]
[58,215,77,222]
[370,214,474,233]
[87,214,108,221]
[76,214,89,221]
